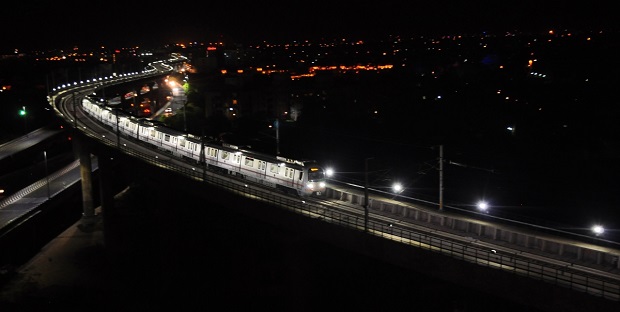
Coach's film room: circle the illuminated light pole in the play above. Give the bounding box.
[439,144,494,212]
[44,151,50,199]
[200,135,207,182]
[592,224,605,236]
[183,100,187,133]
[275,118,280,155]
[364,157,374,232]
[439,144,444,211]
[116,108,120,148]
[72,92,77,128]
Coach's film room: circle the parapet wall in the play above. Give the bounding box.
[324,187,620,271]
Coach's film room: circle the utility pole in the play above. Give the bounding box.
[439,144,444,211]
[437,144,494,212]
[72,92,77,128]
[364,157,374,232]
[200,135,207,182]
[115,108,120,148]
[44,151,50,199]
[275,118,280,155]
[183,100,187,133]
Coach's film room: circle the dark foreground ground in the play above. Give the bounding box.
[0,177,598,312]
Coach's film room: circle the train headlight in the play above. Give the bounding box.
[319,182,326,188]
[307,182,315,189]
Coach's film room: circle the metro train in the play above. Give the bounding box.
[81,97,327,197]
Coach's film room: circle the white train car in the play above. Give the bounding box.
[202,143,326,196]
[81,96,326,197]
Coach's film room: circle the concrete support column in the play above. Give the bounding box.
[98,153,116,247]
[73,134,95,229]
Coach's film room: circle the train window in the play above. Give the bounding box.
[308,168,325,181]
[270,164,279,174]
[299,172,303,180]
[245,157,254,167]
[179,138,185,147]
[208,148,217,157]
[150,129,155,137]
[233,154,240,163]
[222,151,229,160]
[164,134,170,142]
[259,161,266,170]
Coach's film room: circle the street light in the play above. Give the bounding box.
[44,151,50,199]
[274,118,280,155]
[183,100,187,133]
[439,144,444,211]
[325,168,334,178]
[364,157,374,232]
[592,224,605,236]
[392,182,403,193]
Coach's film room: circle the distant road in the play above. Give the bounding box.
[0,127,64,163]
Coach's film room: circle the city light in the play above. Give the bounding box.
[477,201,489,212]
[325,168,334,177]
[392,182,403,193]
[592,224,605,236]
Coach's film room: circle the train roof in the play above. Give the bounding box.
[215,142,320,168]
[98,106,322,169]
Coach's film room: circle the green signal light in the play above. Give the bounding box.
[19,110,26,116]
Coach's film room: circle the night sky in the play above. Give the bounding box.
[3,1,617,50]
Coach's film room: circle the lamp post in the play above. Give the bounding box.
[439,144,444,211]
[72,92,77,128]
[364,157,374,232]
[183,100,187,133]
[44,151,50,199]
[115,108,120,148]
[275,118,280,155]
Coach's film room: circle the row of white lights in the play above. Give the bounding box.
[324,168,607,237]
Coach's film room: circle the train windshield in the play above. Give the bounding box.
[308,167,325,181]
